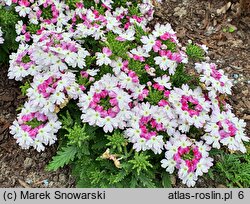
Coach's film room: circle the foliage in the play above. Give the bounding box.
[208,148,250,188]
[47,110,171,187]
[46,145,78,171]
[20,81,31,96]
[0,5,19,63]
[186,43,205,61]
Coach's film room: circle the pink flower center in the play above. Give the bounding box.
[217,119,238,139]
[173,146,202,173]
[139,116,165,140]
[181,95,202,116]
[20,112,48,138]
[89,90,120,118]
[37,76,60,98]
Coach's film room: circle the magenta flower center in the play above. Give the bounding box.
[181,95,202,116]
[217,119,238,139]
[37,76,60,98]
[89,89,120,118]
[20,112,48,138]
[139,116,165,140]
[173,146,202,173]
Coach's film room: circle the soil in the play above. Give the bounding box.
[0,0,249,188]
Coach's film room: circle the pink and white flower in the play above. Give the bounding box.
[96,47,112,66]
[78,74,132,133]
[161,134,213,187]
[203,110,249,153]
[195,62,233,98]
[125,103,174,154]
[26,72,81,114]
[169,84,211,131]
[9,102,61,152]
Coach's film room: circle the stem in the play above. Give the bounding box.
[235,180,243,188]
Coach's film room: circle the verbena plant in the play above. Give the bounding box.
[2,0,249,187]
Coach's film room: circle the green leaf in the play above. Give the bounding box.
[147,88,164,105]
[130,176,138,188]
[139,172,156,188]
[170,64,193,87]
[106,130,128,153]
[46,145,78,171]
[128,152,153,175]
[134,25,147,43]
[186,43,205,61]
[228,26,236,33]
[20,81,31,96]
[60,110,74,129]
[162,40,177,52]
[109,170,128,184]
[162,172,172,188]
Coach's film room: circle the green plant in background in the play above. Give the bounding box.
[222,25,236,33]
[207,148,250,188]
[20,81,31,95]
[186,43,205,61]
[0,5,19,63]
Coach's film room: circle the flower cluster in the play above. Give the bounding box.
[5,0,248,187]
[9,102,61,152]
[78,74,132,133]
[26,71,82,114]
[195,62,233,97]
[125,103,170,154]
[203,109,248,153]
[169,85,211,131]
[161,134,213,187]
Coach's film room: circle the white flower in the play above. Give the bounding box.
[130,46,150,58]
[153,23,175,37]
[106,11,120,30]
[141,34,156,52]
[0,27,4,44]
[146,135,164,154]
[110,58,123,75]
[96,52,112,66]
[161,159,176,174]
[154,56,178,74]
[15,21,24,35]
[195,157,213,177]
[154,75,171,89]
[102,116,118,133]
[182,172,197,187]
[15,6,31,17]
[133,138,147,152]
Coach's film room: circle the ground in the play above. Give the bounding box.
[0,0,249,187]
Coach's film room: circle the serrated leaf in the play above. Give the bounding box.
[130,176,138,188]
[46,145,78,171]
[139,174,156,188]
